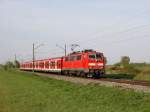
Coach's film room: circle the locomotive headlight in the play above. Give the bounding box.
[88,63,96,66]
[98,63,103,66]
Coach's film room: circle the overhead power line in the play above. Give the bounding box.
[107,34,150,45]
[72,9,150,46]
[84,34,150,48]
[77,23,150,45]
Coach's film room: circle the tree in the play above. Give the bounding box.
[6,61,15,68]
[121,56,130,66]
[0,64,3,69]
[4,61,15,70]
[14,60,20,68]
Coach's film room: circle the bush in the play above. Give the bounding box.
[140,67,150,74]
[123,64,140,75]
[134,67,150,81]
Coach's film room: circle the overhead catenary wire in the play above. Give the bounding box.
[76,23,150,45]
[70,9,150,46]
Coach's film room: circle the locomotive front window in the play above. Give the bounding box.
[88,54,96,59]
[96,54,103,59]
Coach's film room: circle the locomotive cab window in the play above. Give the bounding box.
[88,54,96,59]
[70,56,75,61]
[65,57,69,61]
[77,55,81,60]
[96,54,103,60]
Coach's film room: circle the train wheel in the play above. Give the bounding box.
[76,71,80,77]
[63,70,68,75]
[87,73,93,78]
[68,71,72,76]
[93,73,100,79]
[80,72,87,78]
[93,75,100,79]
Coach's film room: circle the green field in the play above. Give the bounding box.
[0,70,150,112]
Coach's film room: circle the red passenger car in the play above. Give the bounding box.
[20,57,62,73]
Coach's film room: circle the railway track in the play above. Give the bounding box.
[34,72,150,93]
[98,78,150,87]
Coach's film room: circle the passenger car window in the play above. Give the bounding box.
[50,62,55,66]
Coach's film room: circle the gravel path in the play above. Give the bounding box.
[35,73,150,93]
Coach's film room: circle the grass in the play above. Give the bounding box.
[134,74,150,81]
[134,67,150,81]
[0,70,150,112]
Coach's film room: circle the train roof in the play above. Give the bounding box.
[21,57,62,64]
[66,49,103,56]
[21,49,103,64]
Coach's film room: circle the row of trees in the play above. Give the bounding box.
[107,56,150,76]
[1,60,20,70]
[107,56,140,75]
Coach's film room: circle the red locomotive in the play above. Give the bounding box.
[20,49,105,78]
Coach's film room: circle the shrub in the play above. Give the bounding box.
[141,67,150,74]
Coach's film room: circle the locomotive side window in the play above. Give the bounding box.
[65,57,69,61]
[67,55,82,61]
[70,56,75,61]
[77,55,81,60]
[88,54,96,59]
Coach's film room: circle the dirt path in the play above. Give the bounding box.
[35,73,150,93]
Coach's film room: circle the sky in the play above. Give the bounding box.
[0,0,150,64]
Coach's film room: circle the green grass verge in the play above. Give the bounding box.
[0,70,150,112]
[134,74,150,81]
